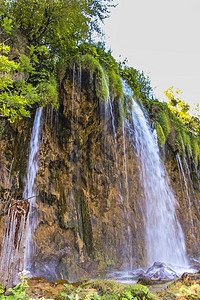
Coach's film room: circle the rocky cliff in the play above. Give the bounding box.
[0,64,199,285]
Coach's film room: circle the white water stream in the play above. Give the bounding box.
[130,99,188,267]
[23,107,43,269]
[0,107,43,287]
[121,81,189,271]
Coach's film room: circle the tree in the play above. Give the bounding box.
[120,64,153,101]
[164,87,190,123]
[164,86,200,135]
[0,15,39,122]
[3,0,115,55]
[0,0,115,122]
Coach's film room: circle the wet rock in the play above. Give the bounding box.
[143,262,178,280]
[137,276,170,285]
[180,271,200,284]
[0,64,200,285]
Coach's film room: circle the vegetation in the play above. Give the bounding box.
[0,0,115,122]
[0,15,39,122]
[1,276,200,299]
[0,275,29,299]
[154,122,166,147]
[8,278,154,300]
[3,0,114,49]
[1,0,199,163]
[164,87,191,124]
[0,1,200,299]
[119,64,153,101]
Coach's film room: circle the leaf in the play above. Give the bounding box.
[0,284,4,295]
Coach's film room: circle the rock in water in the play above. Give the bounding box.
[144,262,178,279]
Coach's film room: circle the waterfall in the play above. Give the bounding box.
[108,98,123,200]
[23,107,43,269]
[104,81,133,269]
[130,99,188,267]
[122,81,188,268]
[0,107,42,288]
[122,121,133,270]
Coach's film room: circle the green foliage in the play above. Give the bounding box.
[0,0,116,123]
[3,0,114,55]
[155,122,166,147]
[155,110,170,137]
[0,277,29,299]
[157,278,200,299]
[57,280,154,300]
[85,292,102,299]
[190,136,200,165]
[109,70,124,100]
[73,42,123,100]
[143,97,200,166]
[0,284,4,295]
[95,64,109,101]
[1,15,12,34]
[78,45,123,101]
[0,14,42,122]
[38,77,58,109]
[119,285,152,300]
[0,43,40,122]
[119,99,126,122]
[70,54,109,101]
[175,284,200,298]
[6,282,28,299]
[182,131,191,152]
[59,292,75,299]
[164,87,190,124]
[120,65,153,101]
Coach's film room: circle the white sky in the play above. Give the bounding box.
[102,0,200,109]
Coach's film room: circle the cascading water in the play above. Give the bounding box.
[123,82,188,270]
[108,97,123,200]
[176,153,194,236]
[0,107,42,288]
[122,121,133,271]
[23,107,43,269]
[108,93,135,269]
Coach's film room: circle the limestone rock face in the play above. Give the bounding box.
[165,145,200,257]
[0,66,199,283]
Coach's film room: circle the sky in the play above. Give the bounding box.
[101,0,200,110]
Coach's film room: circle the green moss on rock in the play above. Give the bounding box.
[155,122,166,146]
[191,136,200,165]
[155,110,170,137]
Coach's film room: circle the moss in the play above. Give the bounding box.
[170,116,191,154]
[155,110,170,137]
[95,63,109,101]
[73,54,109,101]
[175,126,183,152]
[155,122,166,146]
[119,99,125,122]
[0,120,6,137]
[38,77,59,109]
[143,99,198,158]
[182,130,191,153]
[59,54,125,103]
[108,70,124,100]
[190,136,200,166]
